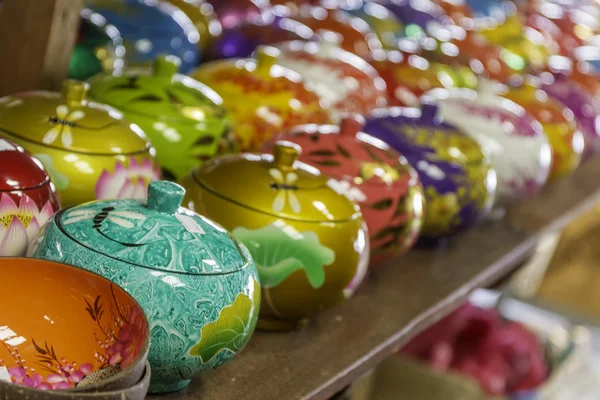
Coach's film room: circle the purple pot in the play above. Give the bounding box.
[542,74,600,158]
[364,104,496,240]
[382,0,444,31]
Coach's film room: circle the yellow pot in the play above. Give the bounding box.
[0,81,160,207]
[163,0,221,52]
[180,142,369,331]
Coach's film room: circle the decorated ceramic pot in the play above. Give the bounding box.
[88,55,235,180]
[68,8,126,81]
[0,138,60,256]
[262,116,424,262]
[0,258,149,393]
[500,82,584,181]
[207,0,270,30]
[272,38,388,121]
[343,2,404,49]
[0,80,160,207]
[190,48,331,151]
[364,105,496,240]
[30,180,260,393]
[206,15,314,61]
[369,50,477,107]
[291,6,383,58]
[542,73,600,158]
[180,142,369,331]
[163,0,222,53]
[84,0,201,73]
[425,85,552,205]
[381,0,445,36]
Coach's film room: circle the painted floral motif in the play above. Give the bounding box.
[0,285,146,391]
[0,194,54,256]
[359,162,400,185]
[189,279,260,363]
[269,168,301,213]
[327,179,367,202]
[423,186,462,235]
[232,223,335,289]
[95,157,161,201]
[43,105,85,147]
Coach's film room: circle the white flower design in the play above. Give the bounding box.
[327,179,367,203]
[64,208,145,229]
[269,168,301,213]
[43,105,85,147]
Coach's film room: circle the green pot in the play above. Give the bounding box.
[30,180,260,394]
[87,55,237,179]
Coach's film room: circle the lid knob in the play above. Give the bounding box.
[339,114,365,138]
[153,55,181,77]
[255,46,279,72]
[147,180,185,214]
[273,141,301,171]
[61,80,89,108]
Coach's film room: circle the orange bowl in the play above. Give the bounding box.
[0,258,149,392]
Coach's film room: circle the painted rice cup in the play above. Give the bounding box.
[30,181,260,393]
[0,138,61,256]
[364,104,496,240]
[180,142,369,331]
[0,80,160,207]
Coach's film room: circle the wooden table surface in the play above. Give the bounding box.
[148,156,600,400]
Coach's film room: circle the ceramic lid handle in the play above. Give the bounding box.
[153,55,181,77]
[61,80,89,108]
[339,114,365,138]
[273,141,301,171]
[147,180,185,214]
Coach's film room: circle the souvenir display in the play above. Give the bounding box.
[364,104,496,239]
[426,85,552,205]
[180,142,369,330]
[190,48,330,151]
[369,50,477,107]
[83,0,201,73]
[0,258,149,393]
[343,2,404,49]
[262,116,424,262]
[30,180,260,393]
[208,0,270,30]
[164,0,222,52]
[0,80,160,207]
[500,81,584,181]
[0,138,60,257]
[88,55,236,180]
[291,6,383,58]
[206,15,314,61]
[272,38,388,121]
[68,8,126,81]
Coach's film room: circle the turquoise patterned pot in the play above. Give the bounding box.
[29,181,260,394]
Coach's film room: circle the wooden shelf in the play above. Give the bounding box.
[147,157,600,400]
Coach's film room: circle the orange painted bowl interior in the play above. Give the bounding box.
[0,258,149,392]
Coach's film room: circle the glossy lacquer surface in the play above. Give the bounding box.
[0,258,148,392]
[180,142,369,331]
[31,181,260,394]
[0,138,60,256]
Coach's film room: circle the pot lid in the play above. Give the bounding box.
[192,141,361,222]
[0,81,151,155]
[271,115,414,190]
[88,55,228,124]
[366,103,487,165]
[0,137,50,191]
[57,180,248,275]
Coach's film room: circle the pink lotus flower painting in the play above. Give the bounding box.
[0,194,55,256]
[95,157,161,201]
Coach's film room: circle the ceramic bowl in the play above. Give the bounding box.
[0,80,160,207]
[190,47,331,151]
[206,15,314,61]
[83,0,201,73]
[30,181,260,394]
[0,258,149,393]
[291,6,383,58]
[68,8,126,81]
[272,38,388,121]
[364,105,496,240]
[0,138,61,256]
[180,142,369,331]
[425,85,552,206]
[499,81,584,181]
[0,362,151,400]
[88,55,234,180]
[262,116,424,263]
[163,0,221,53]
